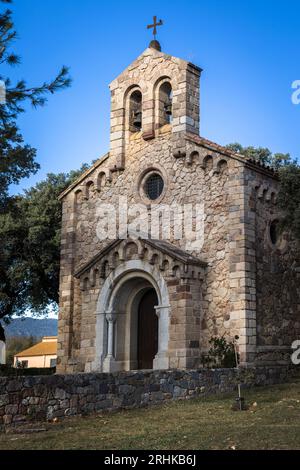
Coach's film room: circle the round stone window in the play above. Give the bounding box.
[144,173,164,201]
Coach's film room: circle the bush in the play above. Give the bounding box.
[201,336,239,368]
[0,364,56,377]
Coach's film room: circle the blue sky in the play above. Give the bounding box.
[7,0,300,194]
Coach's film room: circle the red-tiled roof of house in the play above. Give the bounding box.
[15,338,57,357]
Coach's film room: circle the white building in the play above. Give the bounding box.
[14,336,57,369]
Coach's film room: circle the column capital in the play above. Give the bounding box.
[154,305,170,317]
[154,304,170,310]
[105,311,117,323]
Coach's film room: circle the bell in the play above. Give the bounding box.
[133,111,142,130]
[164,98,172,116]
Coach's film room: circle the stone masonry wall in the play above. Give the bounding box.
[250,169,300,364]
[0,366,292,428]
[57,129,240,373]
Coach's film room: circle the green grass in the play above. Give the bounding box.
[1,381,300,450]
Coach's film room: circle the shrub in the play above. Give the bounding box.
[201,336,239,368]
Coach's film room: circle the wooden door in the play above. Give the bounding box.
[137,289,158,370]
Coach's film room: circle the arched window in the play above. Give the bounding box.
[158,81,173,126]
[269,219,279,246]
[129,90,142,132]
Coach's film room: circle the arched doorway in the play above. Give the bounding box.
[137,289,158,370]
[94,260,170,373]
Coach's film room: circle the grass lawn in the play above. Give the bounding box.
[1,380,300,450]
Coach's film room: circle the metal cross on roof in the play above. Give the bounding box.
[147,16,163,40]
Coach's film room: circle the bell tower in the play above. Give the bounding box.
[108,18,202,170]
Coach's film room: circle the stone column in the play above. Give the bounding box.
[227,164,257,365]
[102,312,118,373]
[90,311,105,372]
[57,192,77,373]
[153,305,170,370]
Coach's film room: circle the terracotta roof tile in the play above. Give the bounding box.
[15,339,57,358]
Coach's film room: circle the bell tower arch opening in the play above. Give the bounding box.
[158,80,173,126]
[129,89,142,133]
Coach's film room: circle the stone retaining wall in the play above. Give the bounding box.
[0,366,292,428]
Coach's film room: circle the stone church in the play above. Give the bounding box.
[57,37,300,374]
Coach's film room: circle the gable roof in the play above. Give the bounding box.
[74,237,207,279]
[58,132,278,202]
[186,133,278,179]
[109,46,199,88]
[58,153,109,201]
[15,338,57,358]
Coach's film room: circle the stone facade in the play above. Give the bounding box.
[57,42,300,374]
[0,366,293,427]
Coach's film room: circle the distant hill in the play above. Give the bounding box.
[2,318,58,339]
